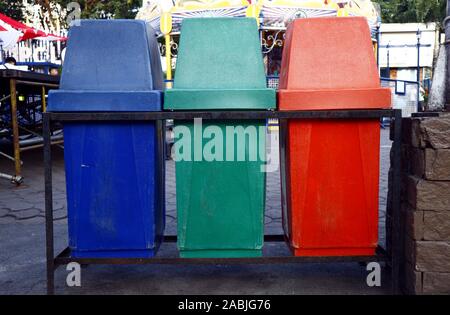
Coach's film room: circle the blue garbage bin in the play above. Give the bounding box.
[48,20,165,258]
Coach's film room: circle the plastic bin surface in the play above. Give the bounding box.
[165,18,275,110]
[48,20,165,258]
[278,17,391,111]
[278,17,392,257]
[165,18,275,258]
[49,20,163,112]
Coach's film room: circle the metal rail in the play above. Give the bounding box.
[43,109,403,295]
[46,109,393,121]
[54,242,387,266]
[1,71,60,185]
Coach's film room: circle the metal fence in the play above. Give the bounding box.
[380,78,419,117]
[1,39,64,65]
[267,76,280,90]
[266,76,420,117]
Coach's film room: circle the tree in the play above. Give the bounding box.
[29,0,142,30]
[373,0,447,24]
[0,0,25,20]
[55,0,142,20]
[1,0,142,25]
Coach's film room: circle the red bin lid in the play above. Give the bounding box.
[278,17,392,111]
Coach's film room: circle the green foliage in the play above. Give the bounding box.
[0,0,142,25]
[373,0,447,24]
[57,0,142,19]
[0,0,25,20]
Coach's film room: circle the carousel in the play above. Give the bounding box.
[136,0,381,83]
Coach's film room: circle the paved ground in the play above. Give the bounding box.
[0,129,392,295]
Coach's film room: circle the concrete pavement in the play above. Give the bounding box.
[0,129,392,295]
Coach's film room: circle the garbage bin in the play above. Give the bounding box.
[48,20,165,258]
[165,18,276,258]
[278,17,392,256]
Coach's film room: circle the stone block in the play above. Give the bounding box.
[424,211,450,241]
[407,175,450,211]
[423,272,450,294]
[398,116,450,149]
[416,241,450,272]
[424,149,450,180]
[419,116,450,149]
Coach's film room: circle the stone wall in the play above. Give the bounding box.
[389,113,450,294]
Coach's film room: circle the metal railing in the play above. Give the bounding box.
[380,78,420,117]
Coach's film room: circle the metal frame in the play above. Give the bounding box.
[380,78,421,116]
[43,109,403,295]
[0,70,60,184]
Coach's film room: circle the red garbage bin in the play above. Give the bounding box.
[279,17,392,257]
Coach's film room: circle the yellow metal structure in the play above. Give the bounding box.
[161,12,173,89]
[174,0,248,10]
[9,79,21,178]
[0,71,60,185]
[42,86,47,112]
[245,3,261,26]
[337,8,350,17]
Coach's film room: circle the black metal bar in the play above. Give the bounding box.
[279,119,292,241]
[163,235,177,243]
[57,247,71,262]
[376,246,388,259]
[156,119,166,247]
[166,235,286,243]
[412,112,440,118]
[43,113,55,295]
[161,234,285,243]
[45,109,397,294]
[46,110,395,122]
[0,69,60,84]
[391,109,403,295]
[54,246,386,267]
[15,80,59,89]
[10,78,21,180]
[264,234,286,242]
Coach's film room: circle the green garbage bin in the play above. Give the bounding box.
[165,18,276,258]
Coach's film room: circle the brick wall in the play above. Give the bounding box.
[389,114,450,294]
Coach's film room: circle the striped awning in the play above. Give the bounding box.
[137,0,381,36]
[0,12,67,45]
[148,5,248,33]
[260,5,337,28]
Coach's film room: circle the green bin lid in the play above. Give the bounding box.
[165,18,275,110]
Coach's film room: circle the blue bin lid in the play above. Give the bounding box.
[48,20,163,112]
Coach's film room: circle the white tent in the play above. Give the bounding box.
[0,20,21,50]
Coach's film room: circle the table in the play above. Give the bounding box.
[0,69,59,184]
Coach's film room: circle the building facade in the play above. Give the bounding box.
[378,23,441,84]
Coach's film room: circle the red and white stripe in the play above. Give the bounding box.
[0,12,67,47]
